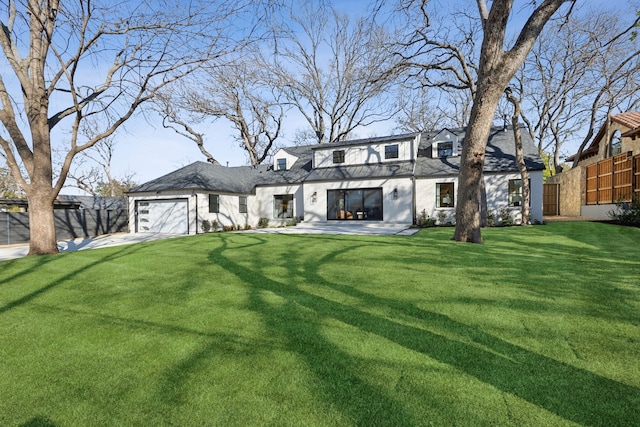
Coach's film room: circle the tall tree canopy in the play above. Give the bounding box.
[0,0,254,254]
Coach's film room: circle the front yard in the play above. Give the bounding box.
[0,222,638,426]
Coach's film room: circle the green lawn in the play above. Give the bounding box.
[0,222,638,426]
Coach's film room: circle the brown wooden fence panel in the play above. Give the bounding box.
[597,158,613,204]
[543,183,560,216]
[586,153,640,204]
[586,163,598,205]
[613,153,633,202]
[635,156,640,198]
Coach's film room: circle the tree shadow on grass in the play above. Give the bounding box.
[210,234,640,426]
[0,243,146,315]
[210,235,419,425]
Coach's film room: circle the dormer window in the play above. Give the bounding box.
[385,144,399,159]
[333,150,345,164]
[437,141,453,157]
[432,130,459,158]
[277,158,287,170]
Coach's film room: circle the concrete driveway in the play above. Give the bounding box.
[0,232,183,262]
[0,224,418,262]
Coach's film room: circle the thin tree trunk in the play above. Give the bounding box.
[506,90,531,224]
[512,117,531,224]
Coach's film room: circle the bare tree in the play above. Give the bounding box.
[515,9,640,172]
[0,0,252,254]
[268,2,400,144]
[0,165,24,198]
[155,92,221,166]
[451,0,573,243]
[397,0,572,242]
[394,86,469,133]
[66,133,137,197]
[158,59,285,167]
[505,87,531,224]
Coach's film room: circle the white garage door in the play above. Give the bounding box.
[136,199,189,234]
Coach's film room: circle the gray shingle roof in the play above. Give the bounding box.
[305,161,415,182]
[415,126,544,177]
[131,126,544,194]
[130,161,268,194]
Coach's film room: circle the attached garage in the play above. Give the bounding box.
[136,199,189,234]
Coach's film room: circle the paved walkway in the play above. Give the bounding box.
[0,232,183,262]
[0,224,418,262]
[246,222,418,236]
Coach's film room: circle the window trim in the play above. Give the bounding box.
[384,144,399,159]
[332,150,345,164]
[326,188,383,221]
[209,194,220,213]
[277,158,287,170]
[437,141,453,158]
[436,182,454,208]
[508,179,530,207]
[239,196,247,213]
[273,194,294,219]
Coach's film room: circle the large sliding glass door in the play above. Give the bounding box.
[327,188,383,221]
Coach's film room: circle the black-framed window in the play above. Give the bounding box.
[508,179,530,207]
[333,150,345,164]
[384,144,399,159]
[209,194,220,213]
[327,188,383,221]
[437,142,453,158]
[274,194,294,218]
[239,196,247,213]
[277,158,287,170]
[436,183,454,207]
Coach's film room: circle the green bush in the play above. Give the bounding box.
[257,217,269,228]
[498,208,514,226]
[416,209,436,228]
[609,195,640,226]
[201,219,211,233]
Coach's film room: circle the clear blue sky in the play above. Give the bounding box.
[65,0,631,192]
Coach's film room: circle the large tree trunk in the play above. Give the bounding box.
[27,188,59,255]
[453,86,504,243]
[452,0,570,243]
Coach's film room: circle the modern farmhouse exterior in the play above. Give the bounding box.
[127,126,545,234]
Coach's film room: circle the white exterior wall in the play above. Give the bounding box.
[272,148,299,170]
[415,170,544,224]
[197,192,253,230]
[415,175,457,224]
[303,177,413,224]
[253,184,303,226]
[128,191,198,234]
[313,138,416,168]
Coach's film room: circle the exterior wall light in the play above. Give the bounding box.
[312,191,317,203]
[393,188,398,200]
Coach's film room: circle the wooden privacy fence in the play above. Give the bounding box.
[0,209,128,245]
[543,183,560,216]
[586,152,640,205]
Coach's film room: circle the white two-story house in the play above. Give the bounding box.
[127,126,544,234]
